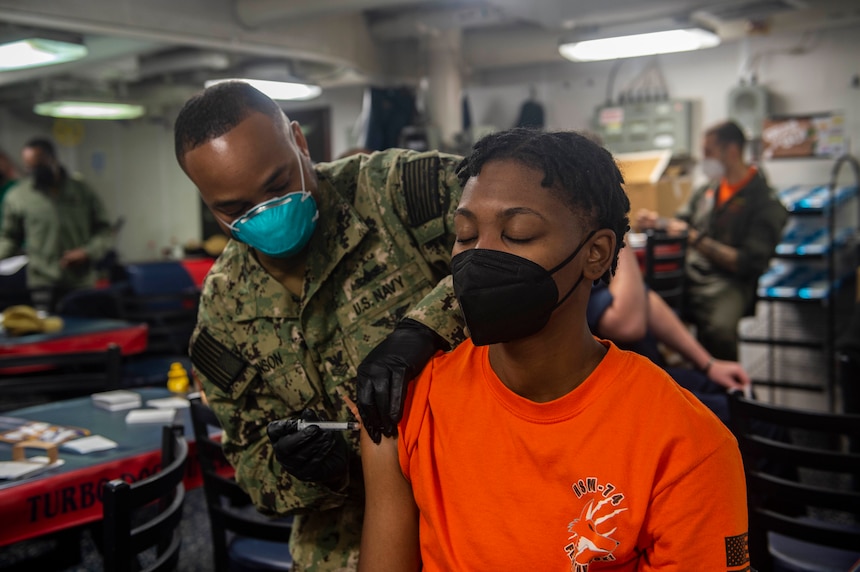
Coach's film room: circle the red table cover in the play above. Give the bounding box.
[0,318,148,358]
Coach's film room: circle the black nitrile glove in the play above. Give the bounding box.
[356,319,448,443]
[266,410,349,483]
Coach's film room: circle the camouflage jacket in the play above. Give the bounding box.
[189,149,466,571]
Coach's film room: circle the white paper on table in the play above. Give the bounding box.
[125,409,176,425]
[91,390,142,411]
[61,435,119,454]
[146,397,190,409]
[0,457,65,480]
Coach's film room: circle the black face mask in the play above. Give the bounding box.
[452,230,596,346]
[32,164,57,190]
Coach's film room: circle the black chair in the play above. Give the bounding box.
[642,229,687,315]
[117,287,199,357]
[188,394,294,572]
[0,344,122,411]
[102,424,188,572]
[120,261,199,348]
[55,286,125,319]
[58,261,199,357]
[728,393,860,571]
[56,264,201,387]
[0,258,31,311]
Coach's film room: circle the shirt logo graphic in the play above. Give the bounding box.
[565,478,627,571]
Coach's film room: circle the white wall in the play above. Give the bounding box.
[2,23,858,264]
[466,24,860,188]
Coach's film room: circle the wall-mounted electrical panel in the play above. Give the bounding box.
[593,100,693,157]
[728,84,769,139]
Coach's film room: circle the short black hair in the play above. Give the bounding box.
[706,120,746,153]
[174,81,285,167]
[24,137,56,158]
[456,127,630,282]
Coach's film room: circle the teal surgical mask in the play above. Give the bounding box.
[224,146,319,258]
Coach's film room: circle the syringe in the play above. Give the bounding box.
[296,420,360,432]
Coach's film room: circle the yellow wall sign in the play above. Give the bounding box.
[52,118,85,147]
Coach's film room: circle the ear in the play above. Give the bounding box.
[290,121,311,160]
[583,229,616,282]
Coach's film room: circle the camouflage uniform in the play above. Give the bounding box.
[190,149,466,572]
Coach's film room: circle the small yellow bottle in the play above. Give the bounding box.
[166,362,190,394]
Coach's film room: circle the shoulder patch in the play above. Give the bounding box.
[190,329,247,393]
[402,156,442,227]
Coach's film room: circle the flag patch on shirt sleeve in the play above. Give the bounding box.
[725,532,749,568]
[190,328,246,392]
[402,156,441,227]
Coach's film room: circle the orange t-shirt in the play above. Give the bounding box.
[398,339,749,571]
[718,165,758,206]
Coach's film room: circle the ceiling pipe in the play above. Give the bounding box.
[137,51,232,80]
[0,6,354,71]
[234,0,435,29]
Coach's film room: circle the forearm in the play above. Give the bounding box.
[0,214,22,259]
[599,244,648,342]
[690,233,738,274]
[647,290,712,371]
[83,227,113,261]
[224,424,352,515]
[404,275,465,349]
[205,381,351,515]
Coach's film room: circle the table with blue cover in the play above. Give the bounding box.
[0,388,197,546]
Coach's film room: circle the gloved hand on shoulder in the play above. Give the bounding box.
[356,318,448,444]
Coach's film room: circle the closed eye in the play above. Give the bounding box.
[220,203,253,218]
[264,183,289,196]
[224,185,291,218]
[503,235,534,244]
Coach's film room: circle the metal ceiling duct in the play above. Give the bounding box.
[234,0,436,28]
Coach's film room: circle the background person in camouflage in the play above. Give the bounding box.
[174,81,466,571]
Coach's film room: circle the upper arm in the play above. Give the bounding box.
[83,183,111,231]
[596,245,648,342]
[735,200,788,279]
[639,439,748,570]
[359,432,421,572]
[395,152,467,347]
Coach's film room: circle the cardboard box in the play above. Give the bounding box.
[616,150,693,222]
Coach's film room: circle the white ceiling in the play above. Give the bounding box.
[1,0,859,116]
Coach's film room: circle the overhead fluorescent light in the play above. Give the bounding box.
[33,101,146,120]
[204,78,322,101]
[559,27,720,62]
[0,38,88,71]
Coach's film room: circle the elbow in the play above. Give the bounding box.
[598,315,648,344]
[615,320,648,344]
